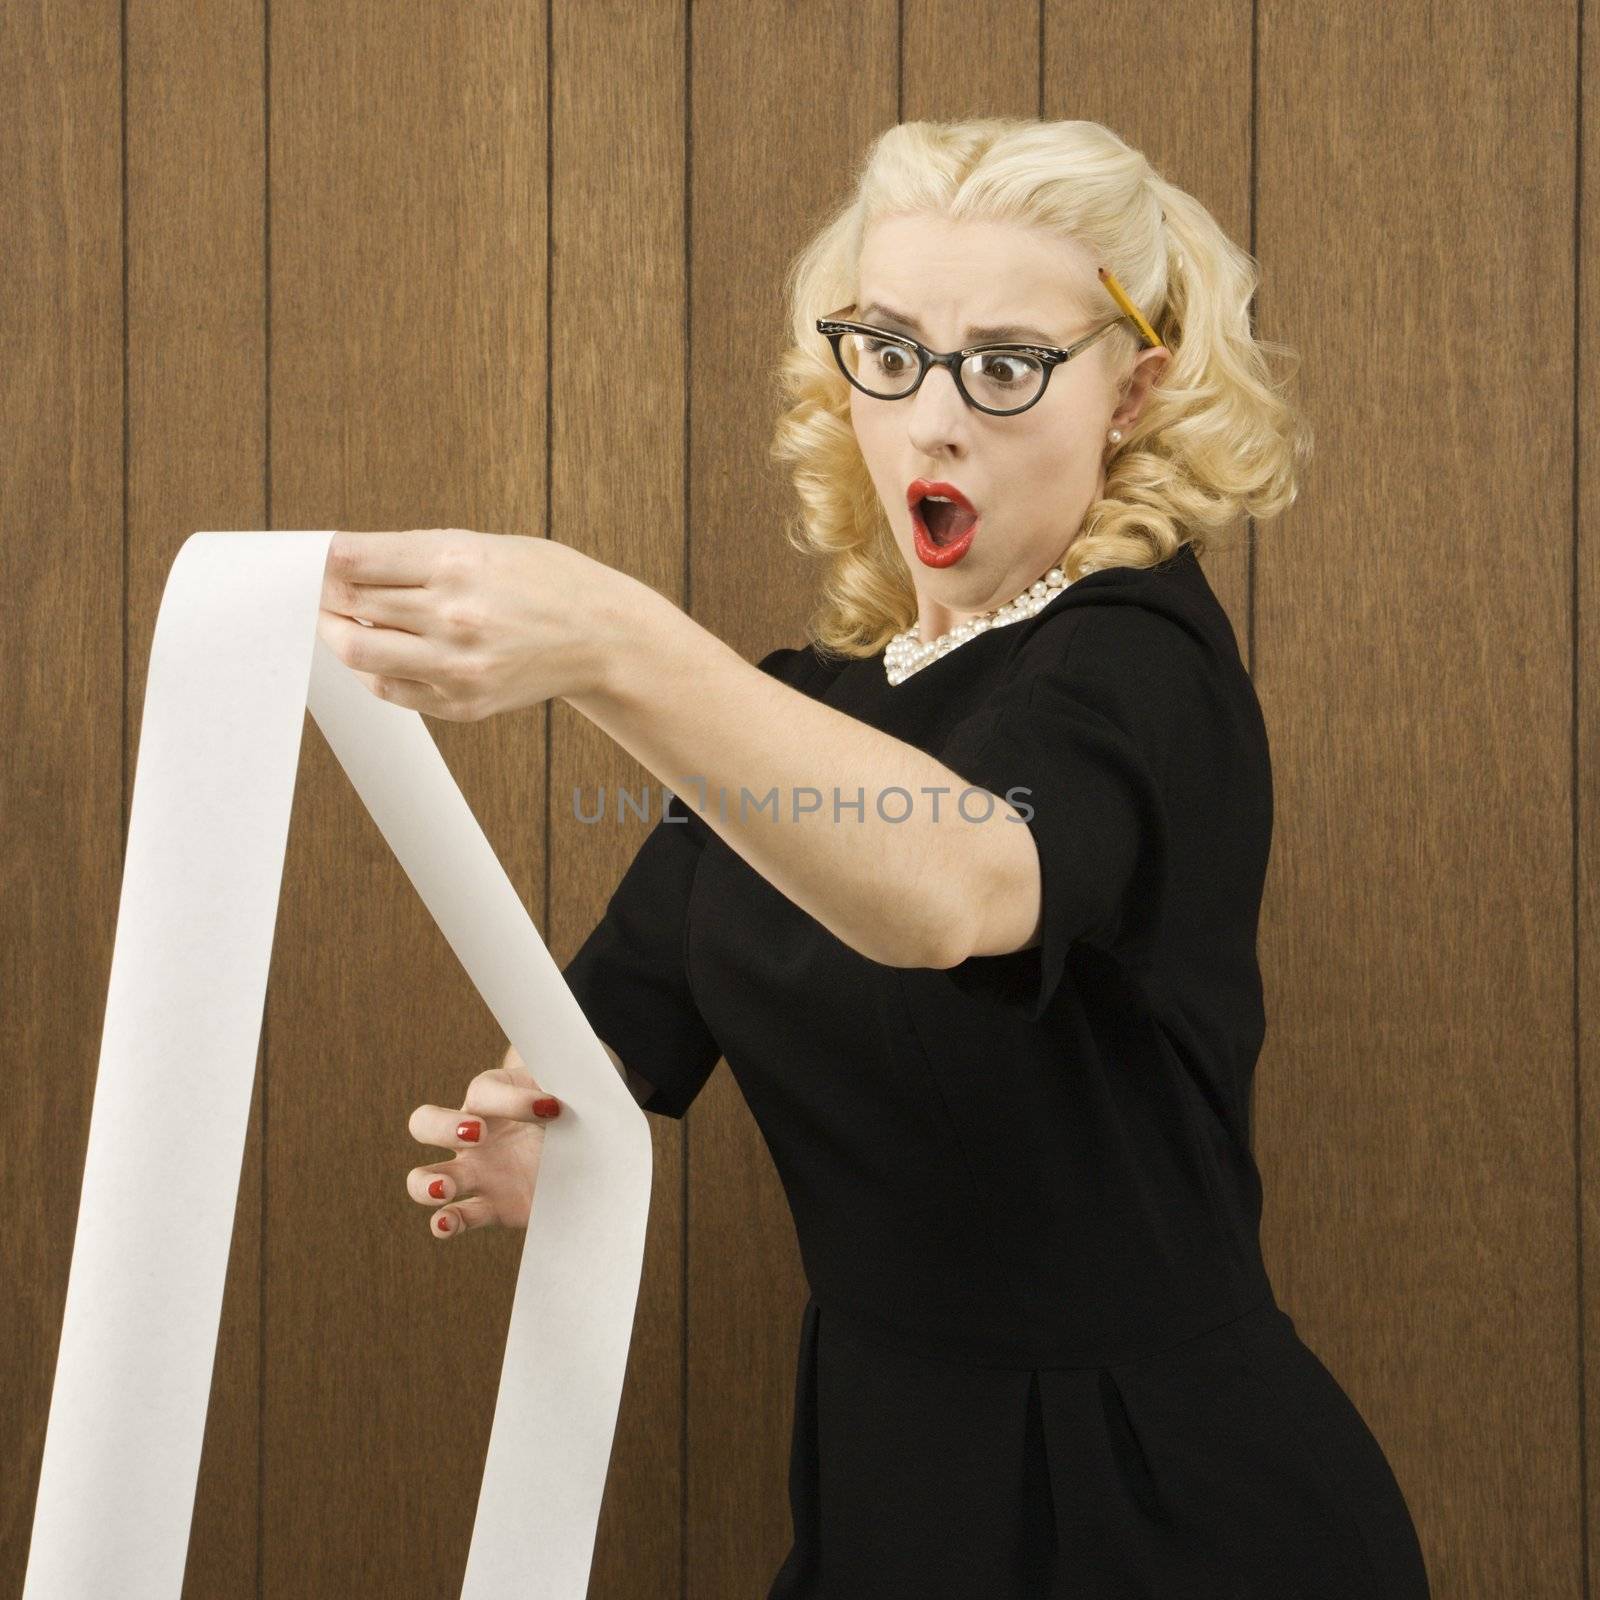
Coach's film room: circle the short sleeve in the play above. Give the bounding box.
[931,610,1172,1021]
[558,643,810,1117]
[560,788,722,1117]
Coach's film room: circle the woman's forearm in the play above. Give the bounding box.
[564,581,1042,970]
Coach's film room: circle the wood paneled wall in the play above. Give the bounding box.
[3,1,1591,1595]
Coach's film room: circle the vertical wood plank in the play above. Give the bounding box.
[549,1,696,1595]
[266,5,548,1594]
[1578,0,1598,1587]
[905,0,1039,119]
[0,1,131,1593]
[1259,1,1577,1590]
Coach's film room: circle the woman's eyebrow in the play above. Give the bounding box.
[857,301,1058,345]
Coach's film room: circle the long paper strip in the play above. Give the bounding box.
[24,530,652,1599]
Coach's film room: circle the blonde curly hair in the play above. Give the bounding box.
[767,117,1313,659]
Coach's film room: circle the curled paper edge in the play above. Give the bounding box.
[24,530,652,1600]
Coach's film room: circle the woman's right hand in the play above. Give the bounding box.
[406,1045,564,1238]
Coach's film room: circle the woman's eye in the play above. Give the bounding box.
[979,353,1029,384]
[866,340,911,372]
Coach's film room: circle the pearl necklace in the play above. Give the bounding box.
[883,565,1070,685]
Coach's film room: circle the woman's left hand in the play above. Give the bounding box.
[317,528,625,721]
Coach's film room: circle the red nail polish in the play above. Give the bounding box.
[437,1215,452,1233]
[429,1178,446,1199]
[456,1119,480,1142]
[532,1097,560,1118]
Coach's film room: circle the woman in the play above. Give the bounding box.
[325,118,1431,1598]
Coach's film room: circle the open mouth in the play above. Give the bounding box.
[911,495,981,566]
[919,497,978,546]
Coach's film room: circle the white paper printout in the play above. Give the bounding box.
[24,530,652,1599]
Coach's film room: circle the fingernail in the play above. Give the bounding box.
[456,1119,481,1142]
[429,1178,446,1199]
[532,1097,561,1118]
[437,1214,452,1234]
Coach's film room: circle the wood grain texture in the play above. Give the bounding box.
[549,2,694,1595]
[1583,1,1599,1595]
[8,1,1596,1595]
[264,3,549,1596]
[0,0,136,1591]
[1258,2,1578,1594]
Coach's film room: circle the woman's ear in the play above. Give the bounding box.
[1110,345,1170,434]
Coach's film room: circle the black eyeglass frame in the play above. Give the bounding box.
[814,305,1135,417]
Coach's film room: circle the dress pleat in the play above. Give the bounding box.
[768,1296,1431,1600]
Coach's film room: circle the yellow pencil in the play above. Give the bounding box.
[1098,265,1164,350]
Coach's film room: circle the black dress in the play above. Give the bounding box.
[561,542,1432,1599]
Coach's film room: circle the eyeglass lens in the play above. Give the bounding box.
[836,331,1045,413]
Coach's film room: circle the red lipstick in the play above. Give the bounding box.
[907,479,981,567]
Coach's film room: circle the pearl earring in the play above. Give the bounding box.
[1108,428,1122,444]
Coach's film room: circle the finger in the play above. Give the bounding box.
[321,573,432,631]
[325,528,440,588]
[462,1063,563,1122]
[323,656,421,706]
[406,1092,560,1155]
[318,608,438,681]
[316,625,451,715]
[367,676,455,717]
[431,1194,497,1238]
[408,1103,503,1151]
[408,1159,476,1207]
